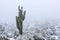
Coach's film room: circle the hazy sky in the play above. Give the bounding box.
[0,0,60,24]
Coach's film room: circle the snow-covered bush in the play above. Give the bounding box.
[20,20,60,40]
[0,23,19,40]
[0,20,60,40]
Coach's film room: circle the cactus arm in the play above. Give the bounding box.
[18,6,23,17]
[16,16,20,30]
[18,6,20,11]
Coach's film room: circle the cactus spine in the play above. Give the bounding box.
[16,6,26,35]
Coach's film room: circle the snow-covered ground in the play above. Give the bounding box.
[0,20,60,40]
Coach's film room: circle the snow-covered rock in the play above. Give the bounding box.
[8,38,15,40]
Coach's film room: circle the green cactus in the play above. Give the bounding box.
[16,6,26,35]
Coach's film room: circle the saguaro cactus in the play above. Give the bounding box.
[16,6,26,35]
